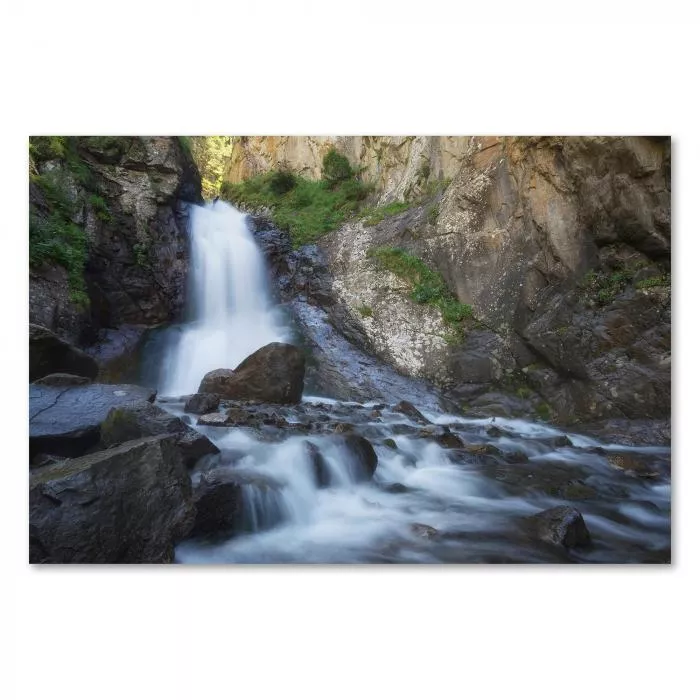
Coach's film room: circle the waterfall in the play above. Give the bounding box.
[160,201,289,396]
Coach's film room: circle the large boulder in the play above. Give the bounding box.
[100,401,219,468]
[29,435,196,563]
[184,393,220,415]
[198,342,305,404]
[338,434,378,481]
[29,382,156,459]
[29,324,98,382]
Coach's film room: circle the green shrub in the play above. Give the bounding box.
[88,193,112,222]
[29,136,68,161]
[220,170,373,247]
[268,170,296,196]
[535,402,552,421]
[367,246,472,334]
[427,204,439,225]
[358,305,373,318]
[635,275,670,289]
[133,241,149,267]
[322,148,353,186]
[359,200,412,226]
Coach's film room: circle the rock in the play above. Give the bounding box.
[34,373,91,387]
[29,383,157,459]
[504,449,530,464]
[411,523,439,539]
[527,506,591,548]
[383,482,408,493]
[383,438,398,449]
[29,324,98,382]
[434,429,464,449]
[184,393,220,415]
[607,453,662,478]
[333,422,355,434]
[100,401,219,468]
[338,435,378,480]
[393,400,429,424]
[29,436,195,563]
[304,441,331,487]
[197,412,232,427]
[198,342,305,404]
[190,468,244,537]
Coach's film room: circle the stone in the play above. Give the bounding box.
[29,436,195,563]
[338,435,378,480]
[184,393,220,414]
[34,373,91,387]
[29,383,157,459]
[190,469,245,536]
[198,342,305,404]
[29,324,98,382]
[434,429,464,449]
[392,400,429,424]
[100,401,219,468]
[411,523,439,539]
[527,506,591,548]
[304,441,331,487]
[383,438,398,449]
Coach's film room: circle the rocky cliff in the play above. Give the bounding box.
[29,136,201,351]
[245,136,671,426]
[226,136,471,204]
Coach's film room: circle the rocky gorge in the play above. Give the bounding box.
[27,135,671,564]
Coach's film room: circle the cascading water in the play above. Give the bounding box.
[160,201,290,396]
[151,201,670,564]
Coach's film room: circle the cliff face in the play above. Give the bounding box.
[226,136,471,204]
[29,137,201,348]
[249,136,671,425]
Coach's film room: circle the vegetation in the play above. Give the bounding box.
[636,275,670,289]
[579,268,634,306]
[88,193,112,222]
[535,402,552,421]
[357,305,374,318]
[367,246,472,336]
[185,136,234,200]
[358,200,412,226]
[220,151,372,247]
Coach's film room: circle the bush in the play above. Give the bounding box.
[29,136,67,162]
[322,148,353,186]
[268,170,296,196]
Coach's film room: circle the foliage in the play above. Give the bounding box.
[133,241,149,267]
[367,246,472,334]
[427,204,439,225]
[579,268,634,306]
[88,193,112,222]
[535,402,552,421]
[29,136,68,161]
[220,170,373,247]
[322,148,353,186]
[358,200,412,226]
[358,305,373,318]
[268,170,297,196]
[635,275,670,289]
[186,136,234,200]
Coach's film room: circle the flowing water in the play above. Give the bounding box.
[158,202,671,564]
[160,201,290,396]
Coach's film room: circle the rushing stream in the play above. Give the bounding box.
[156,201,671,564]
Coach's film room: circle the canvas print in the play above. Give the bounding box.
[28,136,671,564]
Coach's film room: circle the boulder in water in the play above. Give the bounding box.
[29,324,98,382]
[392,400,429,424]
[100,401,219,468]
[190,468,245,536]
[184,393,220,415]
[338,434,378,480]
[527,505,591,548]
[304,441,331,487]
[29,383,157,459]
[29,436,195,563]
[198,342,305,404]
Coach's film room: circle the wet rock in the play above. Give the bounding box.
[304,441,331,487]
[100,401,219,468]
[29,436,195,563]
[198,342,305,404]
[197,412,232,427]
[369,409,382,419]
[527,506,591,548]
[504,449,530,464]
[411,523,439,539]
[338,435,378,480]
[392,400,430,424]
[560,482,599,500]
[184,393,220,415]
[190,469,244,537]
[607,453,662,478]
[29,382,157,459]
[486,425,505,438]
[383,482,408,493]
[383,438,398,449]
[34,373,91,387]
[434,430,465,449]
[465,444,502,456]
[333,422,355,434]
[29,324,98,382]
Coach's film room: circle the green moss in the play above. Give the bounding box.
[177,136,192,157]
[358,305,373,318]
[133,241,149,267]
[635,275,670,289]
[220,169,372,248]
[516,386,532,400]
[367,246,472,334]
[535,402,552,421]
[427,204,439,225]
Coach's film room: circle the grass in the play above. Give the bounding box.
[358,200,412,226]
[579,268,634,306]
[635,275,670,289]
[88,193,112,222]
[220,170,372,248]
[358,305,374,318]
[367,246,472,335]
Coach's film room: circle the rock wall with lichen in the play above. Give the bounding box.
[29,137,201,349]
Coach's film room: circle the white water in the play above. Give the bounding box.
[160,201,289,396]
